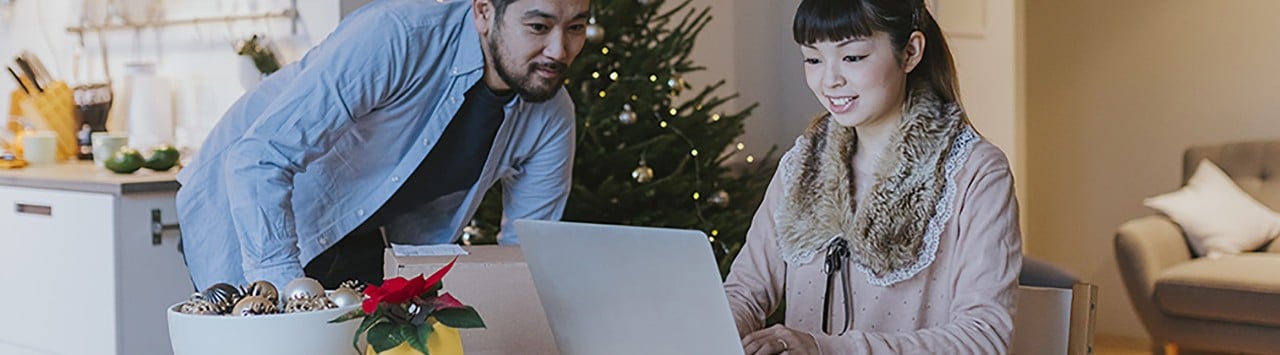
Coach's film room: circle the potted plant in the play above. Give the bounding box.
[331,257,485,355]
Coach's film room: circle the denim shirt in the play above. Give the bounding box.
[175,0,575,289]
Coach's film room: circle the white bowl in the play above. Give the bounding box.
[167,301,362,355]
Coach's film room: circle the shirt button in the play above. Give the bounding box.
[450,67,458,74]
[391,176,400,182]
[422,138,430,146]
[319,237,329,245]
[356,209,365,216]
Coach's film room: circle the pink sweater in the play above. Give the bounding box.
[724,138,1022,354]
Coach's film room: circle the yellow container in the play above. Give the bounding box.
[364,322,464,355]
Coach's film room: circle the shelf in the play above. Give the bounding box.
[66,5,297,34]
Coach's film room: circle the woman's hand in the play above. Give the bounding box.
[742,324,819,354]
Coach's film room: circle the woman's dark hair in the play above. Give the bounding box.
[793,0,961,105]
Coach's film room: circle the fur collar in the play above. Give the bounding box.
[775,89,967,278]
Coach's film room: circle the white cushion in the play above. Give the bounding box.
[1144,159,1280,258]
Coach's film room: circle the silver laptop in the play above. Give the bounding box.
[515,220,745,355]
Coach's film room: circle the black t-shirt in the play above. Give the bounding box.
[351,80,514,235]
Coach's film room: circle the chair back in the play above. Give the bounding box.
[1012,283,1098,355]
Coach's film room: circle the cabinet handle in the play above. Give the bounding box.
[151,209,182,246]
[15,203,52,216]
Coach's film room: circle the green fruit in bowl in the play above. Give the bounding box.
[105,148,145,174]
[144,145,180,171]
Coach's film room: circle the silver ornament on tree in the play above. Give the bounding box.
[233,295,278,316]
[283,277,325,300]
[461,220,485,246]
[632,159,654,183]
[585,16,604,44]
[242,280,279,305]
[707,190,730,208]
[618,104,637,124]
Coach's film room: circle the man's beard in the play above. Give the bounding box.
[488,28,567,103]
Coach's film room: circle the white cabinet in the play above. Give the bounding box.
[0,184,191,355]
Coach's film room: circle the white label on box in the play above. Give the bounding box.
[390,243,470,257]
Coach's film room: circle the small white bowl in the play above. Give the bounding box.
[167,301,362,355]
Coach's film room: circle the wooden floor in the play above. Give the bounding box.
[1095,335,1241,355]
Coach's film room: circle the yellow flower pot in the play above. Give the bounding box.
[365,322,463,355]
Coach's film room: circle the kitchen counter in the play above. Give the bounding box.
[0,161,180,195]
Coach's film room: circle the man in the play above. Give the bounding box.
[176,0,590,290]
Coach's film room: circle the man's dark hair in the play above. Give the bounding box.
[492,0,518,21]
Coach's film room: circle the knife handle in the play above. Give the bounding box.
[13,57,43,93]
[6,66,31,94]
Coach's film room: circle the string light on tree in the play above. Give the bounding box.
[692,191,701,200]
[637,0,657,6]
[736,142,745,151]
[746,155,756,164]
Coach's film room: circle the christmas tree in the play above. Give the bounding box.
[472,0,777,275]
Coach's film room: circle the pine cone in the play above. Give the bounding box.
[283,295,337,313]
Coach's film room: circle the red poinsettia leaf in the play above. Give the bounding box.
[423,257,459,289]
[384,275,427,304]
[362,297,380,314]
[433,292,466,311]
[365,276,408,299]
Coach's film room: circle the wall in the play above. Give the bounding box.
[0,0,350,154]
[685,0,1024,189]
[946,0,1024,214]
[1025,0,1280,343]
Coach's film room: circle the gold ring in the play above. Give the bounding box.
[778,338,789,350]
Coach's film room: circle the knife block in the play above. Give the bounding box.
[12,81,77,160]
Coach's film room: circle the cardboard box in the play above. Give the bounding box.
[384,246,559,355]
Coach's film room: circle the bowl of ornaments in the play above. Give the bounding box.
[166,277,365,355]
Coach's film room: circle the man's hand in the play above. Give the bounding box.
[742,324,819,355]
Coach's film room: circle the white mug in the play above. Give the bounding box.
[23,131,57,165]
[92,132,129,167]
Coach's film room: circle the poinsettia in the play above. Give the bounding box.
[331,257,486,353]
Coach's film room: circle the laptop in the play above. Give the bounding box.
[514,220,746,355]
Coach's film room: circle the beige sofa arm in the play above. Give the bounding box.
[1115,215,1194,341]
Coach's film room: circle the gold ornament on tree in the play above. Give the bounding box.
[632,159,654,183]
[707,189,730,208]
[667,74,686,95]
[585,16,605,44]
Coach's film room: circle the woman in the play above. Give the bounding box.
[723,0,1022,354]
